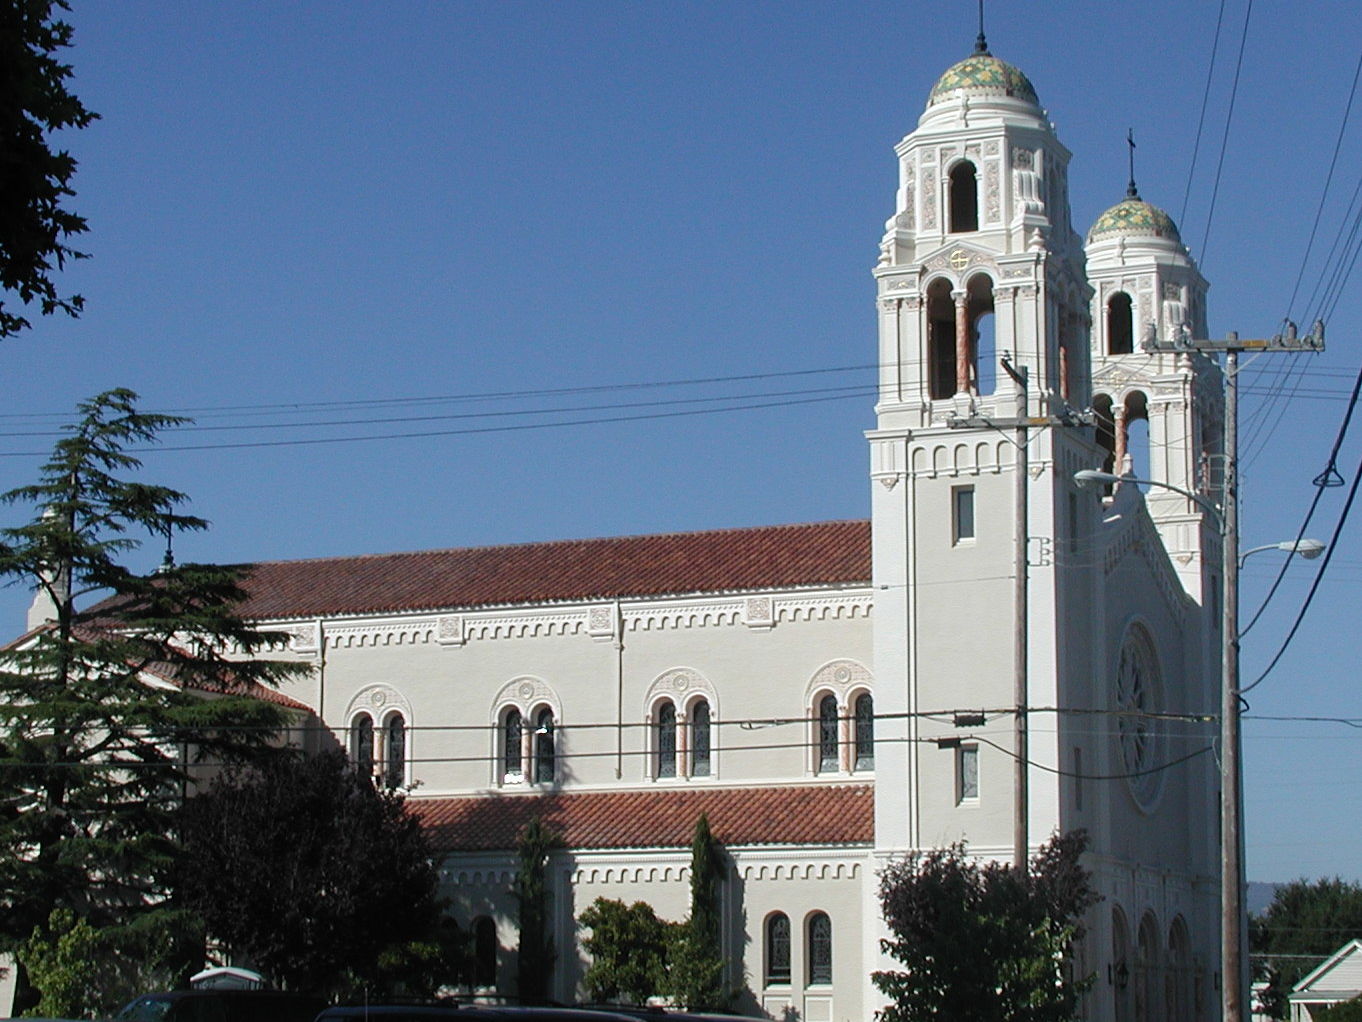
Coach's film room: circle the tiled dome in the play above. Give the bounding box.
[928,53,1039,108]
[1088,197,1182,244]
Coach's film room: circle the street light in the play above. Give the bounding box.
[1072,469,1222,523]
[1074,467,1324,1018]
[1240,538,1326,566]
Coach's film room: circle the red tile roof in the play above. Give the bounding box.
[411,784,874,853]
[4,622,315,714]
[233,520,871,620]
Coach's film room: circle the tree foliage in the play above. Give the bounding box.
[178,749,455,998]
[1251,877,1362,1019]
[0,390,303,1011]
[1320,995,1362,1022]
[17,906,188,1019]
[0,0,99,339]
[874,831,1099,1022]
[513,816,563,1003]
[668,813,729,1012]
[578,898,677,1005]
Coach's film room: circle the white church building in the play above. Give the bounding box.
[30,38,1226,1022]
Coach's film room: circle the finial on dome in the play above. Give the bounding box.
[974,0,990,54]
[1126,128,1139,199]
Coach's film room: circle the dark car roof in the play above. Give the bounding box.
[316,1009,642,1022]
[117,990,325,1022]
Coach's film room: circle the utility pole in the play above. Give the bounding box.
[948,359,1087,873]
[1141,321,1324,1022]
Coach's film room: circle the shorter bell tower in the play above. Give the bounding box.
[1084,185,1222,603]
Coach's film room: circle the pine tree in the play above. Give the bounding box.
[0,390,306,1009]
[0,0,99,339]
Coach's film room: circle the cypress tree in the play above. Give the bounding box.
[512,817,562,1002]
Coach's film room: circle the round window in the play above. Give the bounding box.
[1115,627,1164,810]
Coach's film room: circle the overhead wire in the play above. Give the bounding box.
[1240,433,1362,695]
[1195,0,1254,272]
[1179,0,1229,228]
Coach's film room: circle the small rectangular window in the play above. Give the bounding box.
[953,486,976,543]
[957,744,979,803]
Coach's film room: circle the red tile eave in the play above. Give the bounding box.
[3,622,314,715]
[232,520,872,621]
[409,784,874,854]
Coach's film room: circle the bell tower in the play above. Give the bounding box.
[867,39,1100,858]
[1084,183,1222,603]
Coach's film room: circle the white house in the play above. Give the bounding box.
[17,37,1224,1022]
[1289,941,1362,1022]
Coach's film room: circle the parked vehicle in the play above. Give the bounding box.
[115,989,326,1022]
[315,1007,641,1022]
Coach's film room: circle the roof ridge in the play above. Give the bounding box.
[240,518,871,569]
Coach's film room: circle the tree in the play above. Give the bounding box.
[578,898,676,1005]
[0,0,99,340]
[0,390,304,1012]
[1320,996,1362,1022]
[513,816,562,1003]
[668,813,729,1011]
[874,831,1099,1022]
[178,749,457,998]
[17,906,185,1019]
[1251,878,1362,1019]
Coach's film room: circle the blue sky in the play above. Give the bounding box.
[2,1,1361,883]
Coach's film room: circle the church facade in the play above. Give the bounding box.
[85,42,1222,1022]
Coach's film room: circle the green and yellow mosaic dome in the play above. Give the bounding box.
[928,53,1039,107]
[1087,197,1182,244]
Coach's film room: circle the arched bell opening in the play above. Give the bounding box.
[1093,393,1117,495]
[926,277,956,400]
[949,161,979,233]
[1122,390,1151,487]
[1108,292,1135,355]
[966,273,996,396]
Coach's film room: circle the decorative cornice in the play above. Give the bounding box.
[281,585,875,650]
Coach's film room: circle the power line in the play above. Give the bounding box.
[1196,0,1255,271]
[1180,0,1229,227]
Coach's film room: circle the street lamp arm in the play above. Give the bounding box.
[1239,538,1326,566]
[1072,469,1224,529]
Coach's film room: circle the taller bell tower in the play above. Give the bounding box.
[867,39,1100,859]
[863,37,1222,1021]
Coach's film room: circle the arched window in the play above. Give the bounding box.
[503,708,523,781]
[1167,917,1192,1022]
[384,713,406,789]
[473,916,498,988]
[927,277,956,400]
[691,699,711,777]
[818,695,839,772]
[1135,912,1160,1022]
[534,708,555,784]
[350,714,374,777]
[966,274,996,396]
[1108,293,1134,354]
[1112,906,1133,1022]
[854,694,874,769]
[657,701,677,778]
[765,913,791,986]
[1123,391,1151,486]
[807,912,832,985]
[1093,393,1117,479]
[949,161,979,232]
